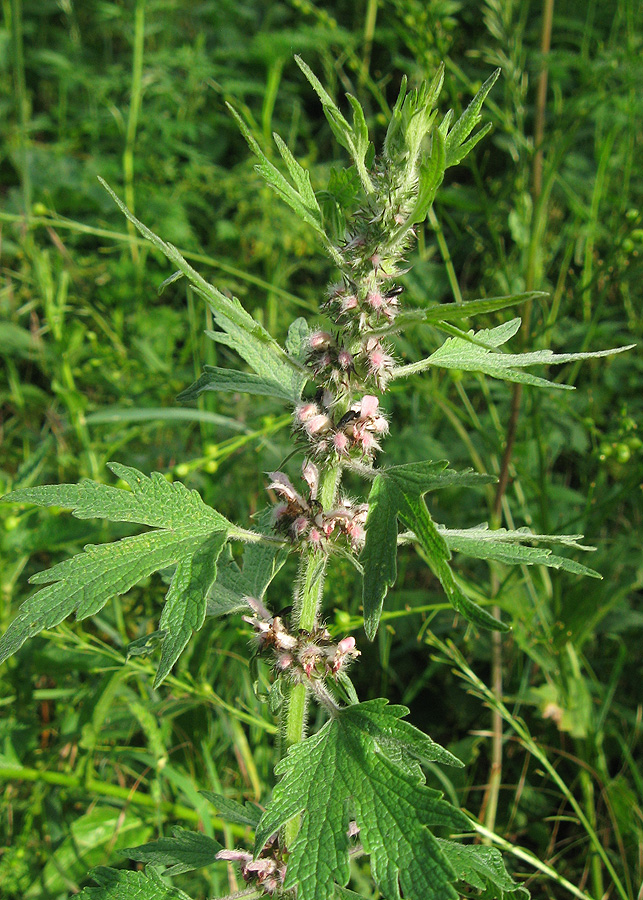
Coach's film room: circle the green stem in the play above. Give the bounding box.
[283,464,340,848]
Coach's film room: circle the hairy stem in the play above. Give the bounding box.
[282,464,341,849]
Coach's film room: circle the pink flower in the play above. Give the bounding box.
[333,431,350,455]
[367,290,384,310]
[296,402,319,423]
[304,414,332,436]
[360,395,379,418]
[309,330,333,350]
[337,348,353,369]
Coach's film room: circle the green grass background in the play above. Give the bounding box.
[0,1,641,898]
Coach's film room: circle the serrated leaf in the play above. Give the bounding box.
[436,840,530,898]
[123,827,222,875]
[177,366,298,403]
[361,476,399,640]
[396,489,507,634]
[77,866,193,900]
[440,525,601,578]
[378,292,547,335]
[392,317,635,388]
[255,700,467,900]
[201,792,262,827]
[0,466,234,683]
[286,316,310,361]
[362,462,501,639]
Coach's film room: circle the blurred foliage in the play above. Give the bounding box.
[0,1,641,898]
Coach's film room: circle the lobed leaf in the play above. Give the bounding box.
[392,317,635,388]
[0,466,234,683]
[255,700,468,900]
[124,827,222,876]
[77,867,193,900]
[100,178,306,400]
[441,525,601,578]
[201,791,262,828]
[443,69,501,168]
[362,462,501,639]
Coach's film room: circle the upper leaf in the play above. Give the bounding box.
[1,465,236,685]
[441,69,501,168]
[201,791,262,828]
[392,317,635,388]
[255,699,467,900]
[123,827,222,876]
[361,462,500,639]
[295,56,374,195]
[77,867,193,900]
[100,178,306,403]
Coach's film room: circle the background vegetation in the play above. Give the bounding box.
[0,1,641,898]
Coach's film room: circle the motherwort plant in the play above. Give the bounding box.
[0,60,631,900]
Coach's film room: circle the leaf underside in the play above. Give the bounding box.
[0,464,233,685]
[255,699,467,900]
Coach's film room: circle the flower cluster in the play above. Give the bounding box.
[294,394,388,463]
[243,597,360,681]
[216,845,286,895]
[268,461,368,551]
[304,327,396,393]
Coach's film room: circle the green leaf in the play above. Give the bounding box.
[374,292,547,335]
[392,317,635,388]
[440,525,601,578]
[203,293,307,402]
[177,366,299,403]
[362,462,501,639]
[443,69,500,168]
[286,316,311,361]
[0,465,235,685]
[77,867,193,900]
[226,103,342,267]
[201,791,262,827]
[295,56,374,194]
[99,178,305,400]
[255,700,467,900]
[436,840,530,898]
[123,827,222,875]
[206,510,289,617]
[361,476,399,640]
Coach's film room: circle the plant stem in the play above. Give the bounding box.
[283,464,341,848]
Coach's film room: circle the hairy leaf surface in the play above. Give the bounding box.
[440,525,601,578]
[78,867,193,900]
[392,317,634,388]
[255,700,466,900]
[1,465,235,684]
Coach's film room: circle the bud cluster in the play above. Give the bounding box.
[243,597,360,681]
[216,844,286,895]
[268,461,368,551]
[294,394,389,463]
